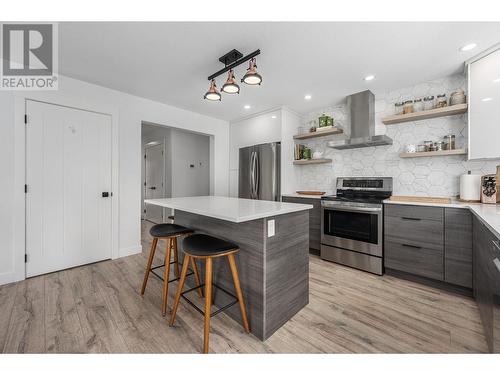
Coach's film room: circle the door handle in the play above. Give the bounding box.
[102,192,110,198]
[402,243,422,249]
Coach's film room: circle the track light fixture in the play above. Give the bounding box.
[242,58,262,85]
[222,69,240,94]
[204,79,221,101]
[204,49,261,102]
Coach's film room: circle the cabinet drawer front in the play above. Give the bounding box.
[384,204,444,221]
[385,240,444,280]
[445,259,472,288]
[384,215,444,250]
[444,208,472,288]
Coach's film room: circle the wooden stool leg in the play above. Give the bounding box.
[227,253,250,333]
[162,238,174,316]
[173,237,180,279]
[169,255,191,326]
[190,257,203,298]
[140,237,158,295]
[203,257,213,354]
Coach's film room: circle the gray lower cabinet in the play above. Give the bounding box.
[445,208,473,288]
[384,204,473,287]
[473,215,500,353]
[384,204,444,281]
[282,196,321,251]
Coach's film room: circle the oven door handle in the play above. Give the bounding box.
[322,205,382,214]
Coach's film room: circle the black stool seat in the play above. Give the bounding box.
[149,223,192,238]
[183,234,238,257]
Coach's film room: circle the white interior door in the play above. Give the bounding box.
[26,100,112,277]
[144,143,164,223]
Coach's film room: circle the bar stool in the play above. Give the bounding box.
[169,234,250,353]
[140,223,202,316]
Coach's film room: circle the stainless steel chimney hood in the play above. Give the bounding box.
[328,90,392,150]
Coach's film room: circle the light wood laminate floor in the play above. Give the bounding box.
[0,220,487,353]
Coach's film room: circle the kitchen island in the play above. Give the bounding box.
[144,196,313,341]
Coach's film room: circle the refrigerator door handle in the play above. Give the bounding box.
[254,151,260,199]
[271,144,276,201]
[250,151,257,199]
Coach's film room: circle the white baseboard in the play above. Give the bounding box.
[0,272,24,287]
[118,245,142,258]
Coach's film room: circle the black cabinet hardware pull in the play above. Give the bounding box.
[402,243,422,249]
[401,217,421,221]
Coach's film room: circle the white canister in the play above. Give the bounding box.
[459,172,481,201]
[405,144,417,153]
[312,151,324,159]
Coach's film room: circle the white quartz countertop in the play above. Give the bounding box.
[384,199,500,238]
[145,196,313,223]
[282,193,326,200]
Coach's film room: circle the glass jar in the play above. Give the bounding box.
[444,134,455,150]
[394,102,404,115]
[423,96,435,110]
[403,100,414,114]
[413,98,424,112]
[436,94,448,108]
[435,141,445,151]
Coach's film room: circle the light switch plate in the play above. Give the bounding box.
[267,219,275,237]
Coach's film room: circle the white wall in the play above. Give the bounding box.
[170,130,210,197]
[0,92,16,284]
[0,74,229,285]
[296,74,500,196]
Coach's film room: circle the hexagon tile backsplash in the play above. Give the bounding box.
[296,74,500,196]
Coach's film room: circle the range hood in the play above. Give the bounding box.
[328,90,392,150]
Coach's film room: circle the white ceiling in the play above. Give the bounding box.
[59,22,500,122]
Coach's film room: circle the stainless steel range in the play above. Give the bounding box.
[321,177,393,275]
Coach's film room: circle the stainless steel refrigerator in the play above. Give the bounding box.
[239,142,281,201]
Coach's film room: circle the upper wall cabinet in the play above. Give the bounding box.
[468,46,500,160]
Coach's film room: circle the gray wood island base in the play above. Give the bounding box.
[175,210,309,341]
[144,196,313,341]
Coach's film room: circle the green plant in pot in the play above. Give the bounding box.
[318,113,328,128]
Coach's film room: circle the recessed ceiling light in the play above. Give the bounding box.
[481,97,493,102]
[364,75,375,81]
[146,141,160,146]
[271,115,277,119]
[460,43,477,52]
[493,78,500,83]
[304,94,312,100]
[244,105,251,109]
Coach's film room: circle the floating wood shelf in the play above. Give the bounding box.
[382,104,468,125]
[293,127,343,140]
[399,148,468,158]
[293,158,332,165]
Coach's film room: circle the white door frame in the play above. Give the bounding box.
[13,92,120,283]
[144,142,165,222]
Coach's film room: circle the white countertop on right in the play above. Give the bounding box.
[383,199,500,238]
